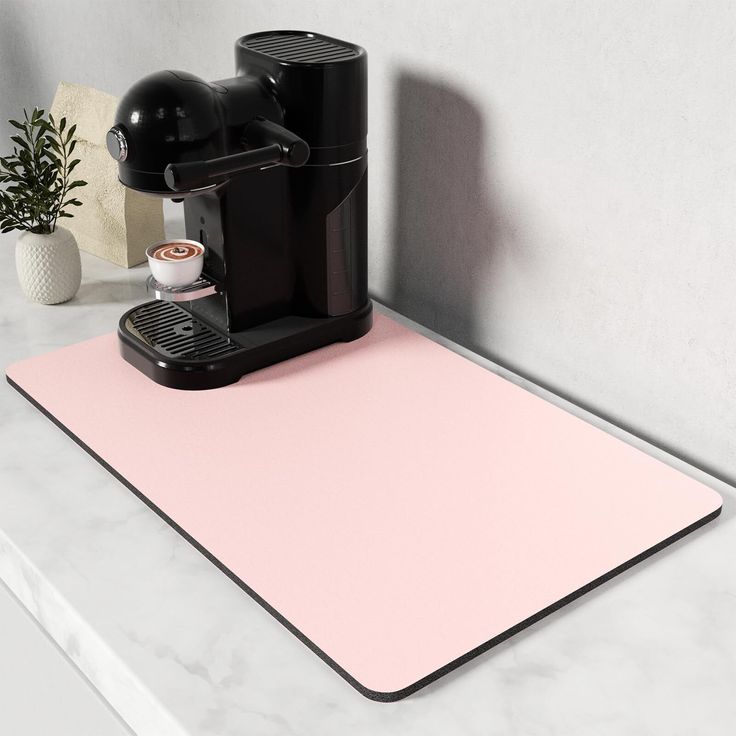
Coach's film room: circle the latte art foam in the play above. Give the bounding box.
[151,242,203,261]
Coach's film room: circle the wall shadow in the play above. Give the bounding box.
[386,72,506,350]
[384,71,736,489]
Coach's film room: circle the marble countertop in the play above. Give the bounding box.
[1,227,735,736]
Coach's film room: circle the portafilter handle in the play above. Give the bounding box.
[163,118,309,192]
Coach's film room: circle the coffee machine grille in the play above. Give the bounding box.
[127,302,240,361]
[243,32,359,64]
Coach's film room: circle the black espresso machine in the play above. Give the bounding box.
[106,31,372,389]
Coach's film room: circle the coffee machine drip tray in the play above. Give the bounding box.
[119,300,373,390]
[123,301,241,362]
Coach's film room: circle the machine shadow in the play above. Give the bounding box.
[383,72,736,490]
[385,72,505,352]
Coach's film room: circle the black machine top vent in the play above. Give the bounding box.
[127,302,240,361]
[243,33,359,64]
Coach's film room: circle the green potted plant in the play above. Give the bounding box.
[0,108,86,304]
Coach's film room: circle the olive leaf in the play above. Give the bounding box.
[0,107,87,234]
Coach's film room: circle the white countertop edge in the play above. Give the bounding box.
[0,526,187,736]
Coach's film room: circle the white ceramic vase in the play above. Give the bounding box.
[15,226,82,304]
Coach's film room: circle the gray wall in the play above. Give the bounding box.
[2,0,734,481]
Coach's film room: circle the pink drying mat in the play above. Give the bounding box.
[6,313,722,701]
